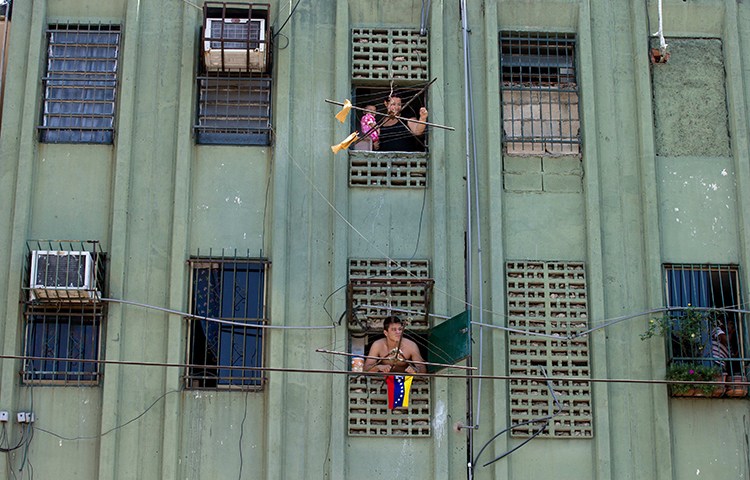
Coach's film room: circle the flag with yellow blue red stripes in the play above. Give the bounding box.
[386,375,413,409]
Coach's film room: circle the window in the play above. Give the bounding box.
[348,26,430,190]
[196,2,272,146]
[40,24,120,144]
[22,240,106,385]
[500,32,580,155]
[195,75,271,145]
[187,258,268,389]
[23,304,103,384]
[663,264,745,378]
[346,258,433,436]
[506,260,592,438]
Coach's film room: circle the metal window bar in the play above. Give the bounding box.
[195,75,272,145]
[22,303,104,385]
[39,24,120,144]
[500,32,580,155]
[186,250,269,389]
[664,264,746,381]
[202,2,271,73]
[23,240,106,303]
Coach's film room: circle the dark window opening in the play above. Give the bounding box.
[187,258,268,389]
[23,304,103,384]
[350,86,428,152]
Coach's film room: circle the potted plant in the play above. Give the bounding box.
[640,306,718,357]
[665,363,723,397]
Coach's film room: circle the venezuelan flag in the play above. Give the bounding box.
[386,375,413,409]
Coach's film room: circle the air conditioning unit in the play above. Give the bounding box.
[29,250,96,301]
[203,18,266,72]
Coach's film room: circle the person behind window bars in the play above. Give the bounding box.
[356,104,380,151]
[710,317,737,374]
[364,316,426,374]
[378,96,428,152]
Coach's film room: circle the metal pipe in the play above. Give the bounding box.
[466,3,485,431]
[652,0,667,54]
[419,0,431,36]
[459,0,475,476]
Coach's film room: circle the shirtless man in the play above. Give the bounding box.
[364,316,426,374]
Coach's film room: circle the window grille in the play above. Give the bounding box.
[21,240,107,385]
[195,75,272,145]
[349,151,427,188]
[23,304,103,384]
[506,260,593,438]
[348,375,431,436]
[347,258,432,332]
[663,264,746,381]
[351,28,428,83]
[500,32,580,155]
[187,254,269,389]
[40,24,120,144]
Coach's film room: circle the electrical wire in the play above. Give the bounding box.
[34,390,180,441]
[273,0,301,39]
[8,351,742,388]
[100,297,334,330]
[472,367,563,470]
[237,391,249,480]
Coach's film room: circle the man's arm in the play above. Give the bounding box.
[407,107,429,137]
[403,340,426,374]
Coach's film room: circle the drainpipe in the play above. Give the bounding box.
[459,0,476,477]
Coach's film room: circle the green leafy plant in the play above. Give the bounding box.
[641,306,719,356]
[665,362,722,396]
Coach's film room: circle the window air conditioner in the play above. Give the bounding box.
[29,250,96,301]
[204,18,266,72]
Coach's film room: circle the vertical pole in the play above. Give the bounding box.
[459,0,475,477]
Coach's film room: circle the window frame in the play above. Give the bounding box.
[196,3,273,146]
[194,73,272,146]
[22,303,104,385]
[663,264,747,376]
[499,31,580,156]
[39,24,121,144]
[186,257,269,390]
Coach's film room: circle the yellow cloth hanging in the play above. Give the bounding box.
[334,99,352,123]
[331,132,359,154]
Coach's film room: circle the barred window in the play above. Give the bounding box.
[40,24,120,144]
[195,75,272,145]
[663,264,747,383]
[23,304,103,384]
[196,3,272,146]
[22,240,107,385]
[500,32,580,155]
[187,257,268,389]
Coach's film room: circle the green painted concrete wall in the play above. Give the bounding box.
[0,0,750,479]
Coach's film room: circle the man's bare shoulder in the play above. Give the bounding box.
[400,337,420,353]
[368,338,388,354]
